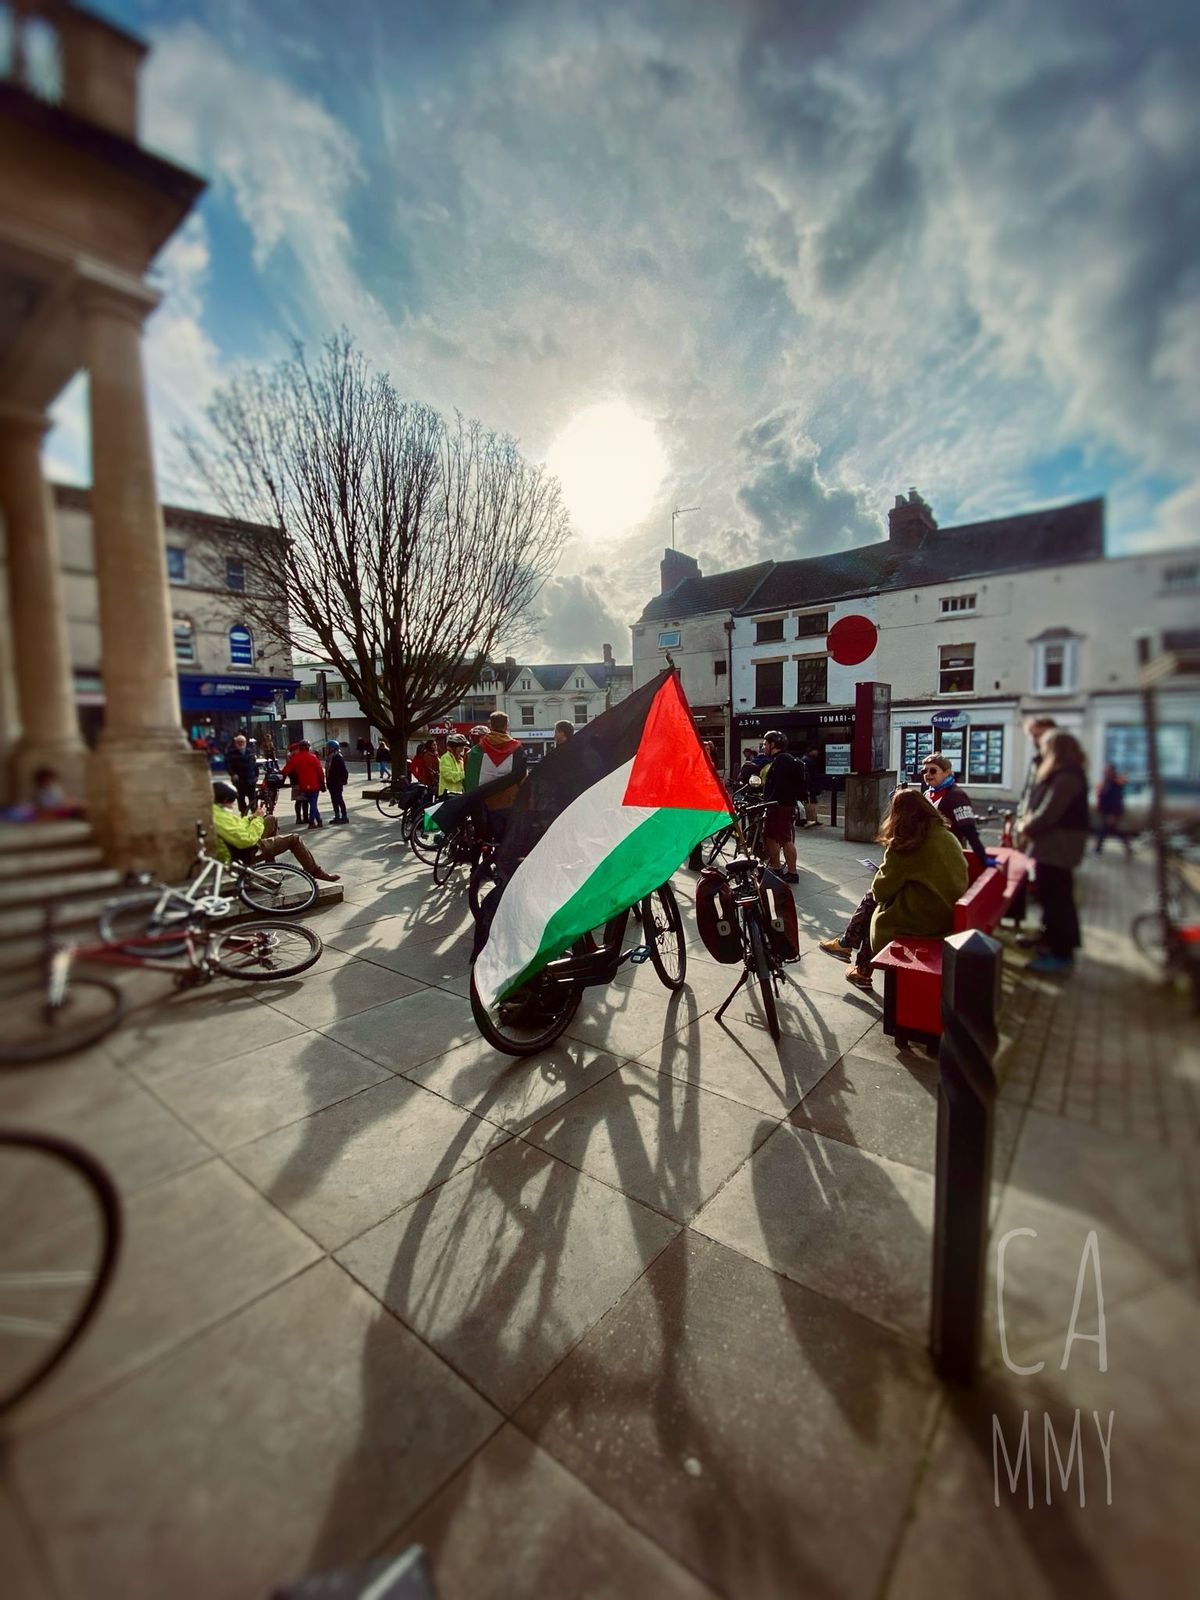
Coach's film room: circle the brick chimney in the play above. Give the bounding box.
[661,547,701,594]
[887,487,937,544]
[602,642,614,667]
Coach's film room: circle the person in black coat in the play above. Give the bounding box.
[761,730,808,883]
[225,734,259,816]
[326,741,350,824]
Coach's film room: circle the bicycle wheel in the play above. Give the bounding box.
[0,1130,122,1415]
[1130,910,1174,966]
[237,861,318,916]
[407,813,441,865]
[469,966,581,1056]
[433,835,465,887]
[747,912,781,1041]
[0,976,126,1066]
[704,826,735,868]
[97,890,191,958]
[376,787,405,820]
[640,884,687,991]
[209,921,323,981]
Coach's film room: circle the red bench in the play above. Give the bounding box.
[870,847,1029,1050]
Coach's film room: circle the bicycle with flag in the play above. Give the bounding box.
[469,669,733,1054]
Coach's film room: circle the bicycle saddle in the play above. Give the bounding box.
[726,856,758,874]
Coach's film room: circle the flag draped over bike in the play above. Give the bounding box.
[473,670,732,1005]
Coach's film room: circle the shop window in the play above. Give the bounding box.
[1104,723,1191,782]
[229,625,254,667]
[755,618,785,644]
[900,727,935,776]
[754,661,784,707]
[794,611,829,639]
[173,619,196,665]
[1032,636,1079,694]
[901,723,1004,784]
[939,593,976,615]
[225,557,245,592]
[794,655,828,705]
[967,726,1004,785]
[938,643,975,694]
[574,703,588,725]
[166,545,187,582]
[520,704,535,726]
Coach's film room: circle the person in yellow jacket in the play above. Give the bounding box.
[210,780,340,881]
[438,732,469,794]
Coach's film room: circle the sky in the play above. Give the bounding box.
[50,0,1199,661]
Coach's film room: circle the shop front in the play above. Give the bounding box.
[734,707,854,778]
[178,673,300,753]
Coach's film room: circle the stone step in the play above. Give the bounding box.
[0,818,95,853]
[0,867,123,914]
[0,845,106,881]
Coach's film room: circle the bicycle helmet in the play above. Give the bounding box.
[447,732,469,746]
[470,725,488,737]
[212,779,239,803]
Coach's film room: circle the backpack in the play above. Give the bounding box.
[759,869,799,961]
[695,869,744,964]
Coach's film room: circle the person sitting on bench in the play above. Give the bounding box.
[820,789,968,991]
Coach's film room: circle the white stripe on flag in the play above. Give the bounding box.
[474,758,650,1006]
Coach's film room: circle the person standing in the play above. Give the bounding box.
[1019,729,1089,974]
[553,720,573,746]
[760,730,807,884]
[1095,763,1131,855]
[439,733,468,793]
[464,711,527,841]
[326,741,349,824]
[280,740,326,828]
[800,747,823,827]
[376,738,391,779]
[225,733,259,816]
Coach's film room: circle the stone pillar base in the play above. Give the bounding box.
[88,738,214,881]
[843,770,898,842]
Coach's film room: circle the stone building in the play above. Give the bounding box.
[0,0,212,875]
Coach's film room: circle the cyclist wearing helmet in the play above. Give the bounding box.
[210,780,340,882]
[439,733,469,794]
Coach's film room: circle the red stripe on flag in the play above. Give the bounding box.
[621,672,732,813]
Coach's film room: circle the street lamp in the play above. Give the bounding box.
[671,505,700,549]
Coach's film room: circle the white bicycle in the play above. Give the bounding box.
[97,824,318,953]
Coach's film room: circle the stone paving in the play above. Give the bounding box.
[1,785,1196,1599]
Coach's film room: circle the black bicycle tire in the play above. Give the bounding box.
[376,788,406,820]
[97,891,191,957]
[237,861,318,916]
[0,976,127,1067]
[468,856,499,922]
[705,826,735,868]
[1130,910,1174,965]
[748,913,781,1041]
[469,967,581,1056]
[432,835,462,887]
[209,921,323,981]
[407,815,441,865]
[641,884,687,991]
[0,1129,123,1414]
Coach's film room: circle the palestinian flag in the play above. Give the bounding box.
[474,670,731,1006]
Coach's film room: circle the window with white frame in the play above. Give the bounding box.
[1163,562,1199,594]
[166,545,187,583]
[173,618,196,665]
[229,624,254,667]
[755,617,785,644]
[794,654,828,704]
[938,643,975,694]
[939,593,976,615]
[657,629,681,649]
[574,703,587,724]
[520,704,535,726]
[1032,635,1079,694]
[795,611,829,638]
[574,676,585,688]
[225,556,245,592]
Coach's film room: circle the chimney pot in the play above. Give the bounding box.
[888,488,937,544]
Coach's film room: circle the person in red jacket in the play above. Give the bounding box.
[280,740,326,828]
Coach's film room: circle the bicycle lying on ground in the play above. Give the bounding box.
[712,855,791,1041]
[97,823,317,953]
[0,912,323,1065]
[0,1129,122,1416]
[470,882,686,1055]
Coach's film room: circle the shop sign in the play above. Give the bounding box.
[824,742,852,776]
[931,709,970,730]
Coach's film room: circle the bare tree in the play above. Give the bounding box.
[181,334,570,744]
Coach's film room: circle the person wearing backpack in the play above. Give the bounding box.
[760,730,807,884]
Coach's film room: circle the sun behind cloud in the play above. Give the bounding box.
[547,400,669,543]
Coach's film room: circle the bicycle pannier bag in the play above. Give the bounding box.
[759,869,799,961]
[695,868,743,964]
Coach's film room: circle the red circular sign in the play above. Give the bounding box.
[827,613,878,666]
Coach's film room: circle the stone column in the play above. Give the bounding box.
[0,407,87,798]
[81,278,210,877]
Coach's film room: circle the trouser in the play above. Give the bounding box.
[843,891,876,969]
[304,789,322,825]
[290,786,305,824]
[235,779,257,816]
[260,831,326,879]
[1034,862,1080,959]
[804,800,818,825]
[1094,815,1129,854]
[329,784,348,822]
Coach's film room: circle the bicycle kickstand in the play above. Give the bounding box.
[714,966,751,1024]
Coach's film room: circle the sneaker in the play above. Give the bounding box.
[846,967,874,990]
[1015,932,1046,949]
[1027,954,1073,974]
[782,871,800,884]
[819,938,853,962]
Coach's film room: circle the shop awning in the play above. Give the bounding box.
[177,674,301,713]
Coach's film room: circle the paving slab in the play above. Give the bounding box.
[338,1138,677,1410]
[523,1059,773,1224]
[228,1073,508,1249]
[644,1011,839,1116]
[564,980,713,1060]
[0,1486,53,1600]
[322,985,478,1073]
[517,1231,938,1600]
[11,1261,500,1600]
[393,1423,717,1598]
[151,1030,392,1151]
[791,1048,939,1173]
[9,1159,320,1430]
[406,1035,627,1133]
[253,958,426,1028]
[108,986,308,1083]
[693,1121,934,1337]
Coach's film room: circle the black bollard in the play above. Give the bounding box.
[931,927,1001,1383]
